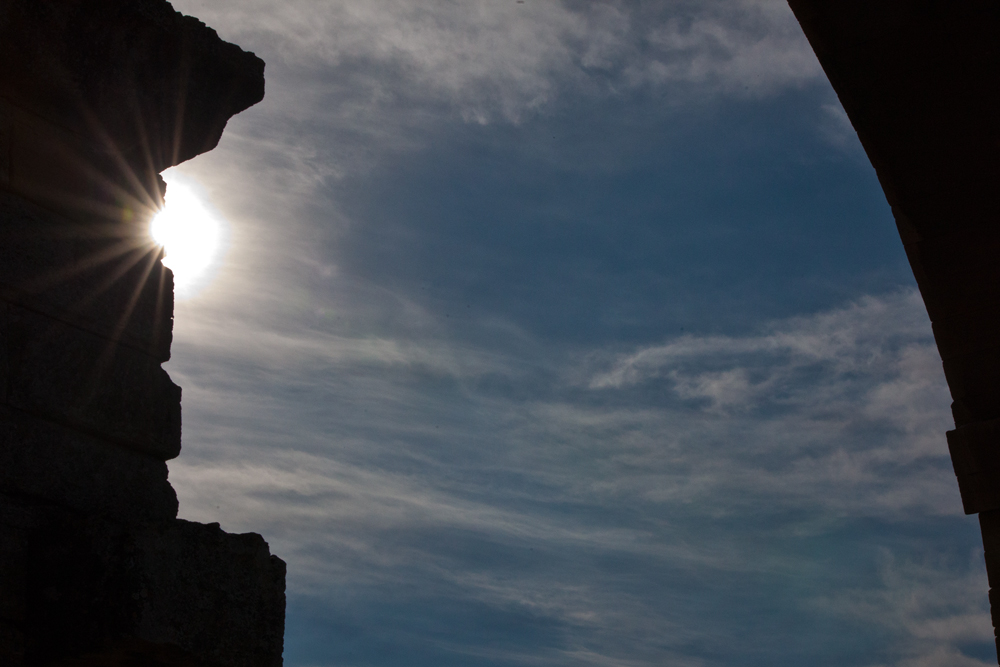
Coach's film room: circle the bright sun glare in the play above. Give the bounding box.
[150,177,225,297]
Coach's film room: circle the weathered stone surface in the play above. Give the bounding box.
[0,497,284,667]
[4,305,181,459]
[0,623,24,667]
[943,352,1000,414]
[900,232,1000,325]
[0,301,7,406]
[130,521,287,667]
[2,97,140,224]
[0,0,265,184]
[0,189,173,363]
[931,302,1000,363]
[948,420,1000,515]
[0,99,9,188]
[0,500,32,625]
[0,406,178,523]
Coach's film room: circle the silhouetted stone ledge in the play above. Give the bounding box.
[1,501,285,666]
[0,0,265,182]
[0,1,283,665]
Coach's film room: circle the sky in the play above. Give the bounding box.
[156,1,991,665]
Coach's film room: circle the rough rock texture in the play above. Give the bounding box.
[0,0,284,665]
[786,1,1000,662]
[0,0,265,186]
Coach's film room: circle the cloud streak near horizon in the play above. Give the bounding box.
[161,1,989,665]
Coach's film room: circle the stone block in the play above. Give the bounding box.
[943,350,1000,399]
[0,501,31,624]
[943,351,1000,413]
[4,305,181,460]
[948,420,1000,514]
[0,496,284,667]
[932,300,1000,361]
[0,98,9,188]
[981,511,1000,588]
[0,189,173,362]
[950,393,1000,428]
[0,0,265,180]
[5,101,119,221]
[902,230,1000,323]
[0,300,7,406]
[130,521,287,667]
[0,621,24,666]
[991,588,1000,643]
[0,406,178,523]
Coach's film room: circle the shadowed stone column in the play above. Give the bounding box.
[786,1,1000,662]
[0,1,285,664]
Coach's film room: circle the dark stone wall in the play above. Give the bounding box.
[0,1,284,664]
[786,1,1000,662]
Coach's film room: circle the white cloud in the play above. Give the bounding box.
[164,287,968,664]
[573,291,957,518]
[819,100,860,150]
[172,0,822,125]
[589,291,934,392]
[893,650,995,667]
[818,551,992,667]
[633,1,821,95]
[169,289,957,538]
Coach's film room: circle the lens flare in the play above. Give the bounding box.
[150,177,225,297]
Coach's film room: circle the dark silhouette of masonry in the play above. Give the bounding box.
[0,1,285,664]
[788,1,1000,662]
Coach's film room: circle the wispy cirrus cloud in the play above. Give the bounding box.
[174,0,821,126]
[579,290,954,513]
[166,288,974,665]
[588,290,934,393]
[819,551,993,667]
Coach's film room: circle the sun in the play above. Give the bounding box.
[150,175,226,297]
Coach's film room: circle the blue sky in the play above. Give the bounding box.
[160,1,990,665]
